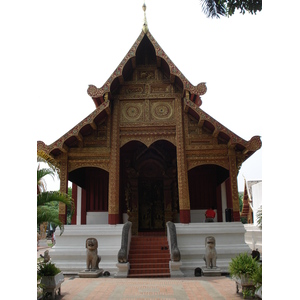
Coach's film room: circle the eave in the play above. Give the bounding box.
[184,98,262,161]
[37,100,110,158]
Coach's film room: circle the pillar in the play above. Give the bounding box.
[59,155,68,224]
[175,97,190,223]
[108,98,120,224]
[71,183,77,225]
[228,148,241,221]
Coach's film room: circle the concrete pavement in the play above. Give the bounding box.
[38,245,256,299]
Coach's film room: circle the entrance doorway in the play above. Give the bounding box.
[120,140,178,235]
[138,178,164,231]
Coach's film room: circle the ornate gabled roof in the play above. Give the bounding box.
[37,100,110,157]
[37,27,261,161]
[184,98,262,158]
[87,30,207,108]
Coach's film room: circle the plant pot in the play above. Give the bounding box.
[255,286,262,299]
[240,274,254,286]
[41,272,64,299]
[235,274,255,296]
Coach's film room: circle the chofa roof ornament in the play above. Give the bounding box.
[142,1,148,33]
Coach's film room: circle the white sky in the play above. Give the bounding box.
[2,1,300,297]
[32,0,263,192]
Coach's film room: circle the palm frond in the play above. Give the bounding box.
[37,206,64,234]
[37,191,74,215]
[200,0,227,18]
[37,166,55,194]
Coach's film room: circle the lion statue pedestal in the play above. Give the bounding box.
[79,238,103,278]
[202,236,221,276]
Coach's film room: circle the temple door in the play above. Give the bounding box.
[138,178,165,231]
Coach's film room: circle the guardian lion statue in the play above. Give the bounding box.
[86,238,101,270]
[203,236,217,269]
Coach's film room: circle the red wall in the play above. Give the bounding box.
[85,168,108,212]
[188,165,218,209]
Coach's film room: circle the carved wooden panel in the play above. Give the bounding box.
[150,100,174,121]
[121,100,145,123]
[120,99,174,125]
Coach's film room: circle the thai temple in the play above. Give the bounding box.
[37,3,261,277]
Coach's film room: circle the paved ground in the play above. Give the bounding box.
[53,275,249,300]
[38,245,257,299]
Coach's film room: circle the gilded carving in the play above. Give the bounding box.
[108,99,120,216]
[150,84,171,94]
[175,98,190,211]
[125,86,144,94]
[139,70,155,80]
[150,101,174,121]
[69,161,110,173]
[120,135,175,149]
[228,151,240,212]
[187,160,229,171]
[121,101,144,123]
[120,99,175,124]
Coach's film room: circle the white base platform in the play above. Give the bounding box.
[50,222,252,276]
[244,224,262,254]
[50,225,124,274]
[175,222,251,275]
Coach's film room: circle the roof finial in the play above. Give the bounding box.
[142,1,148,33]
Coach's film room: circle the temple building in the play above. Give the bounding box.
[37,4,262,275]
[241,179,262,225]
[37,7,261,237]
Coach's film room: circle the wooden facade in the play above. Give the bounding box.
[37,30,261,234]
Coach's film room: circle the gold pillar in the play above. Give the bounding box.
[175,97,190,223]
[59,154,68,224]
[108,98,120,224]
[228,148,241,221]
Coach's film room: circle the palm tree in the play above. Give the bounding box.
[37,156,74,235]
[199,0,262,18]
[200,0,226,18]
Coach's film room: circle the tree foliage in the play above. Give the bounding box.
[200,0,262,18]
[37,156,74,234]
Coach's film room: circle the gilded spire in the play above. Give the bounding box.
[142,1,148,33]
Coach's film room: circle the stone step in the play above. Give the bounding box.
[129,248,169,254]
[129,257,170,264]
[128,235,170,278]
[128,267,170,275]
[127,272,170,278]
[130,262,169,269]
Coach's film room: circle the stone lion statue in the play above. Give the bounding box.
[203,236,217,269]
[86,238,101,270]
[40,250,50,263]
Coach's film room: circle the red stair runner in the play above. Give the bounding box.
[128,235,170,278]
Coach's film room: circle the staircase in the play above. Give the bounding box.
[128,235,170,278]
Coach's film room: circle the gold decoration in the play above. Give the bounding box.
[197,82,207,96]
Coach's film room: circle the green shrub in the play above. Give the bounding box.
[251,263,262,292]
[37,261,61,277]
[229,252,259,279]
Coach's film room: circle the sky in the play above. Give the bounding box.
[32,0,263,192]
[2,1,300,297]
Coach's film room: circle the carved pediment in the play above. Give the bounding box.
[120,99,175,125]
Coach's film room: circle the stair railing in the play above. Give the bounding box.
[117,221,132,263]
[166,221,181,262]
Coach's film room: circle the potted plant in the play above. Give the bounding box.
[251,263,262,298]
[37,261,64,299]
[229,252,259,298]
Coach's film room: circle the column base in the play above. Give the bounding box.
[108,214,119,225]
[180,209,190,223]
